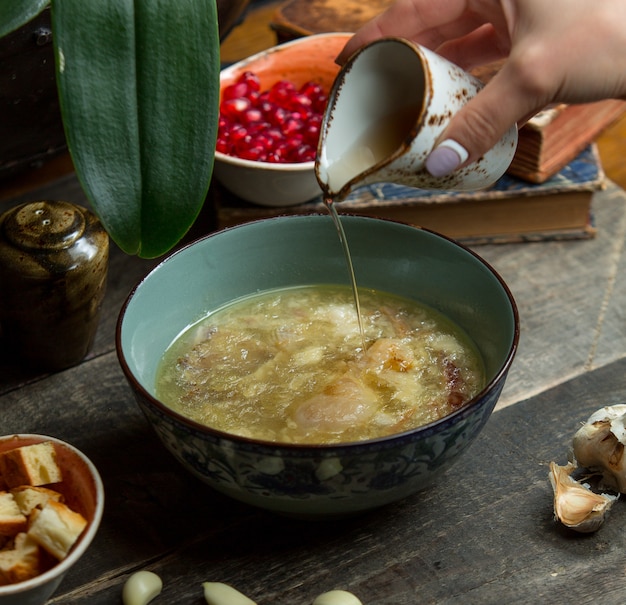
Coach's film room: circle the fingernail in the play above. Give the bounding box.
[425,139,469,177]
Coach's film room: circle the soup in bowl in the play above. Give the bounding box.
[116,215,518,517]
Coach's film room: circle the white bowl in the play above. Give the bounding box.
[0,434,104,605]
[213,33,351,207]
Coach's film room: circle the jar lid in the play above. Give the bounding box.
[2,201,86,251]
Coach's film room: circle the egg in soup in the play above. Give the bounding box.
[155,285,485,444]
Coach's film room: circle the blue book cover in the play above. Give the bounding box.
[215,145,603,244]
[339,143,603,209]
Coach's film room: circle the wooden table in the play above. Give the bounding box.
[3,164,626,605]
[4,5,626,603]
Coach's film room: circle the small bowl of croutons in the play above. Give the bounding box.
[0,434,104,605]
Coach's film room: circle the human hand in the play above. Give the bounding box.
[336,0,626,177]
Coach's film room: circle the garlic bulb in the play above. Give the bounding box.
[548,461,617,533]
[572,404,626,492]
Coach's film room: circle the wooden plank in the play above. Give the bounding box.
[4,351,626,603]
[2,175,626,603]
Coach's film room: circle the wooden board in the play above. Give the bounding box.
[271,0,392,38]
[3,344,626,603]
[4,174,626,603]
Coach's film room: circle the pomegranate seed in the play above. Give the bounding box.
[237,71,261,91]
[303,121,321,146]
[265,127,284,142]
[238,146,266,161]
[229,124,249,144]
[216,138,230,154]
[299,81,323,96]
[247,120,273,136]
[218,72,329,164]
[282,117,303,136]
[222,82,250,101]
[268,80,296,105]
[292,145,316,162]
[266,152,284,163]
[241,108,264,125]
[288,93,313,111]
[220,97,252,120]
[267,106,289,126]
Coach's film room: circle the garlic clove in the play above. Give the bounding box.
[549,461,618,533]
[122,570,163,605]
[572,405,626,493]
[202,582,257,605]
[313,590,363,605]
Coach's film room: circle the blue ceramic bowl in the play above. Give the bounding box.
[116,215,518,517]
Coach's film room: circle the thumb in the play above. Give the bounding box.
[425,67,539,177]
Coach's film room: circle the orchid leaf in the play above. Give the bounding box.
[51,0,220,257]
[0,0,49,38]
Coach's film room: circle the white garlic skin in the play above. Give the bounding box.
[122,570,163,605]
[572,405,626,493]
[549,461,618,533]
[312,589,363,605]
[202,582,257,605]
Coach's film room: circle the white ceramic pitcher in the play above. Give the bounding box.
[315,37,518,199]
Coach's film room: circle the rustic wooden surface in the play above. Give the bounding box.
[2,183,626,603]
[2,152,626,605]
[3,3,626,603]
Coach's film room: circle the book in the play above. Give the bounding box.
[506,101,626,183]
[212,144,604,245]
[270,0,626,183]
[469,61,626,183]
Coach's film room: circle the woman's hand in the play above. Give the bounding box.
[337,0,626,176]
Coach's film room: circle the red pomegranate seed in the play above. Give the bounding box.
[303,120,321,146]
[268,80,296,105]
[218,72,329,164]
[241,107,264,125]
[222,82,249,101]
[237,70,261,92]
[220,97,252,120]
[288,93,313,111]
[282,117,303,136]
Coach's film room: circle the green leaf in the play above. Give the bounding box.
[0,0,49,38]
[51,0,220,258]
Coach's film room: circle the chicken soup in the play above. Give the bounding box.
[155,285,485,444]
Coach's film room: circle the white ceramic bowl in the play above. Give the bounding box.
[0,434,104,605]
[213,33,351,207]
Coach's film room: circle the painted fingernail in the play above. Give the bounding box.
[425,139,469,177]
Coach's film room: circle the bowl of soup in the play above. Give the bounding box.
[116,215,518,517]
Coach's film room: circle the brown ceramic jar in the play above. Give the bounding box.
[0,200,109,371]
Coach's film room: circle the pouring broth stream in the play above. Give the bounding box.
[320,106,421,351]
